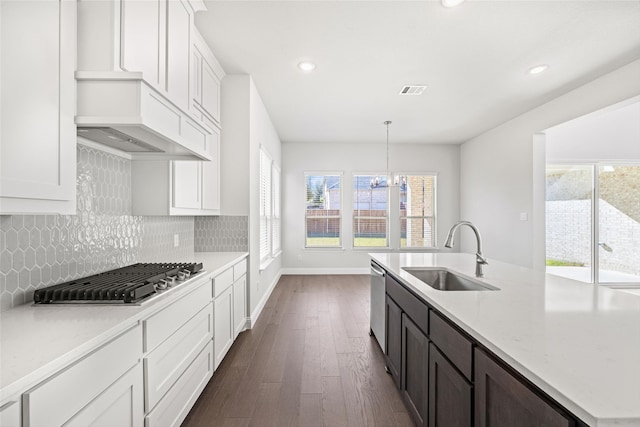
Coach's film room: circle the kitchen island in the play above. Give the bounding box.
[370,252,640,427]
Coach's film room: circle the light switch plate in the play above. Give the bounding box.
[174,234,179,247]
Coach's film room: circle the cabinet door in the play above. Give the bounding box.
[120,0,161,86]
[475,348,575,427]
[401,313,429,427]
[64,364,143,427]
[0,0,76,214]
[233,276,246,338]
[166,0,191,112]
[201,124,220,211]
[172,161,201,209]
[385,294,402,387]
[214,286,234,369]
[0,401,20,427]
[201,59,221,124]
[428,343,472,427]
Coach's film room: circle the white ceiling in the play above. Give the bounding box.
[196,1,640,145]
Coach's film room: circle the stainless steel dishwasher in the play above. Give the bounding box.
[370,261,386,351]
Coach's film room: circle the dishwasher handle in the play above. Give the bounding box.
[370,263,385,276]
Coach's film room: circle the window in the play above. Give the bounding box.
[400,175,437,248]
[272,163,281,255]
[260,148,281,264]
[305,174,341,247]
[259,149,272,263]
[353,174,389,247]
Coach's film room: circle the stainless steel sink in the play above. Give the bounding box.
[402,268,499,291]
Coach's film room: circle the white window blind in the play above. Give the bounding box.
[272,163,281,255]
[259,148,272,263]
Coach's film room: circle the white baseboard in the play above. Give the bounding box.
[248,270,282,328]
[280,267,369,275]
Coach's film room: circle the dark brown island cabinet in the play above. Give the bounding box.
[383,271,588,427]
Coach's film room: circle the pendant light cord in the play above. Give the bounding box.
[384,120,392,183]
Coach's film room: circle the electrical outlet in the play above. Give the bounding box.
[520,212,528,221]
[297,254,303,261]
[174,234,179,247]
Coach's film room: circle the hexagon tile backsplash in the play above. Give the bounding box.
[194,216,249,252]
[0,144,194,312]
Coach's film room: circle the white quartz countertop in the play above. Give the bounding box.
[0,252,248,404]
[370,252,640,427]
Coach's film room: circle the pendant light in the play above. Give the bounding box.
[384,120,401,187]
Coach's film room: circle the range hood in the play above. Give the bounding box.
[75,72,212,161]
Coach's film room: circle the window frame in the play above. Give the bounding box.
[352,172,390,249]
[398,173,438,249]
[304,172,343,249]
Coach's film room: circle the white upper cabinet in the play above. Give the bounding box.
[120,0,161,87]
[0,0,77,215]
[131,125,220,216]
[166,0,192,112]
[191,30,224,126]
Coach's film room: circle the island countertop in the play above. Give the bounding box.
[369,252,640,427]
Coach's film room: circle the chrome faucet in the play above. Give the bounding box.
[444,221,488,277]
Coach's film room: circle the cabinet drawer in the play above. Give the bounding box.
[145,341,214,427]
[23,325,142,427]
[145,303,213,412]
[144,279,212,352]
[213,267,234,298]
[429,310,473,380]
[233,259,247,280]
[386,274,429,335]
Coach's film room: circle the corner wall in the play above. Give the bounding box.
[460,59,640,269]
[220,74,282,322]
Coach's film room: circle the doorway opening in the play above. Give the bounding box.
[541,99,640,285]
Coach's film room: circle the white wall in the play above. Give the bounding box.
[249,78,282,316]
[282,142,460,272]
[220,74,282,321]
[460,59,640,269]
[545,100,640,162]
[221,75,250,216]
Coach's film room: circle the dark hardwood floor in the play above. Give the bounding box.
[182,274,413,427]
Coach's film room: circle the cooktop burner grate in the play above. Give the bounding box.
[33,262,203,304]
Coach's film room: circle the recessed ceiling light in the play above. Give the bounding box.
[298,61,316,72]
[442,0,465,8]
[528,64,549,75]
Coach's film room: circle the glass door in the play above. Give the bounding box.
[597,165,640,283]
[545,164,640,284]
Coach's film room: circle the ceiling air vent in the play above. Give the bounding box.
[399,85,427,96]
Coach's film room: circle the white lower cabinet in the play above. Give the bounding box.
[142,278,213,427]
[233,275,247,339]
[0,400,20,427]
[144,303,213,412]
[64,364,143,427]
[214,285,234,369]
[145,341,214,427]
[212,258,247,369]
[23,325,142,427]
